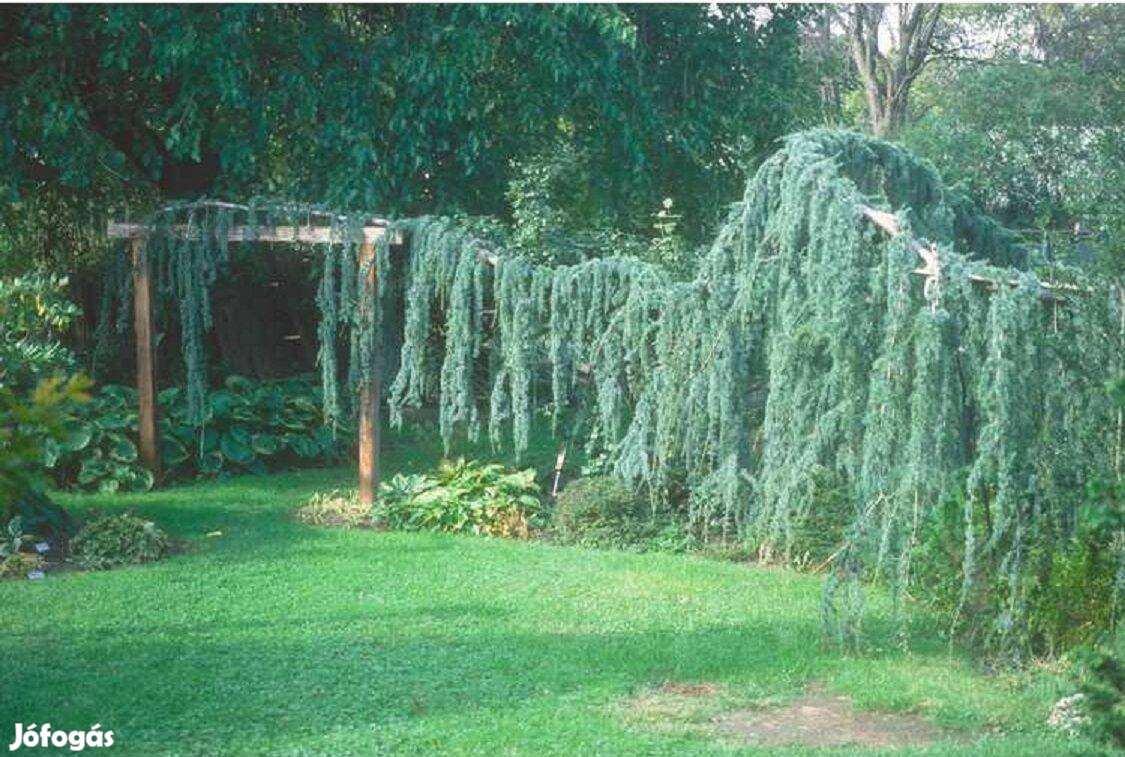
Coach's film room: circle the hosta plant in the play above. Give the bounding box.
[47,384,152,493]
[50,374,349,490]
[295,489,370,528]
[159,374,348,479]
[375,459,542,538]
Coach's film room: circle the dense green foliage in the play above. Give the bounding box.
[0,466,1102,754]
[375,459,541,538]
[0,376,90,514]
[48,384,154,493]
[49,375,347,492]
[901,5,1125,272]
[0,272,79,392]
[1073,633,1125,748]
[552,475,642,547]
[70,512,169,570]
[0,5,809,279]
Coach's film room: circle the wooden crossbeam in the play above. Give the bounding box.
[107,221,396,245]
[860,206,1082,302]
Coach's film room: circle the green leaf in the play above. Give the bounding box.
[251,433,282,456]
[78,458,108,486]
[288,433,321,459]
[208,390,237,418]
[161,437,190,466]
[42,437,60,468]
[94,412,133,431]
[220,428,256,466]
[158,386,183,406]
[127,466,155,491]
[106,433,139,463]
[199,450,224,475]
[59,422,93,452]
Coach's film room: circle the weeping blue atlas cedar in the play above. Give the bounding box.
[101,130,1122,655]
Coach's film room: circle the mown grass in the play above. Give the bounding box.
[0,423,1100,755]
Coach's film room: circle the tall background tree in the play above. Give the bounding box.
[0,5,809,268]
[898,4,1125,271]
[0,4,810,378]
[842,3,945,137]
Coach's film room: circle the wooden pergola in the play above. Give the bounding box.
[108,215,400,505]
[107,201,1078,507]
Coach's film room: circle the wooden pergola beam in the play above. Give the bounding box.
[860,206,1083,302]
[107,221,395,245]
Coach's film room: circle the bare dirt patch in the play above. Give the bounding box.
[658,681,720,698]
[713,684,941,749]
[619,681,946,750]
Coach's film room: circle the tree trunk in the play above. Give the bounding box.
[844,4,942,138]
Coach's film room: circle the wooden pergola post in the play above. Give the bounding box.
[357,241,381,506]
[131,236,161,481]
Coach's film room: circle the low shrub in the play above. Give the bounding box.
[550,475,692,552]
[46,384,153,493]
[6,489,76,544]
[70,513,170,570]
[552,475,640,547]
[295,489,369,528]
[1071,633,1125,748]
[375,459,542,538]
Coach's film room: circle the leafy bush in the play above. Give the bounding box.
[296,489,369,528]
[52,374,348,491]
[1,375,90,511]
[161,374,347,479]
[47,384,152,493]
[552,475,640,546]
[1029,540,1117,655]
[1072,633,1125,748]
[6,489,75,544]
[550,474,694,552]
[375,459,542,538]
[0,272,80,393]
[70,513,170,570]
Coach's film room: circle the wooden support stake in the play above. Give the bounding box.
[357,242,380,506]
[132,237,162,481]
[551,446,567,498]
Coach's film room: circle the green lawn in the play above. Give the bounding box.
[0,431,1098,755]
